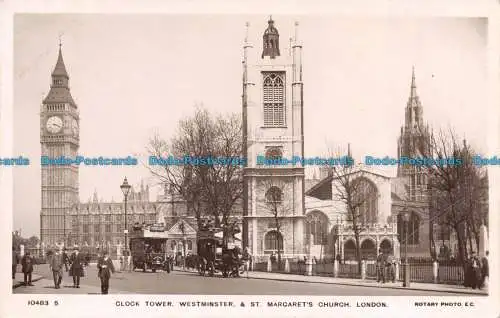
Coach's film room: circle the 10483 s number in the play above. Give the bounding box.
[27,300,49,306]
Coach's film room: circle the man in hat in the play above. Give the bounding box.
[97,250,115,294]
[480,250,489,289]
[50,249,64,289]
[12,246,19,280]
[21,251,34,286]
[69,246,85,288]
[62,248,69,272]
[376,249,386,283]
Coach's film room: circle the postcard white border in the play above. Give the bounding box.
[1,0,499,317]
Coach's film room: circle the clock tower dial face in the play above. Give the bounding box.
[46,116,63,134]
[71,118,79,136]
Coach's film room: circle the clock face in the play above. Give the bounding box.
[46,116,63,134]
[71,118,79,136]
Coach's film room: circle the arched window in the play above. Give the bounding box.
[343,240,356,261]
[265,147,283,160]
[351,178,378,224]
[264,230,283,252]
[306,211,329,245]
[360,239,377,260]
[397,212,420,245]
[263,72,285,127]
[187,240,193,250]
[265,186,283,204]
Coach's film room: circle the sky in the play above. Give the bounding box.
[13,15,488,237]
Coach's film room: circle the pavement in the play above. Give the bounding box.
[174,266,488,296]
[12,274,44,289]
[12,264,487,296]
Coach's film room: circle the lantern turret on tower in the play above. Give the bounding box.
[262,16,280,59]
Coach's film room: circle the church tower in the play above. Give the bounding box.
[397,67,430,201]
[242,17,306,258]
[40,44,80,245]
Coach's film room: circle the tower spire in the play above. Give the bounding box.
[53,40,68,78]
[410,65,416,100]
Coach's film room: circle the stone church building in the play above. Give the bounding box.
[241,18,434,262]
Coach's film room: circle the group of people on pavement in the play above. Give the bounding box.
[49,247,86,288]
[376,249,397,283]
[119,249,132,272]
[47,247,116,294]
[464,250,489,290]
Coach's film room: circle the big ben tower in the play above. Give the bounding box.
[242,18,306,258]
[40,44,80,246]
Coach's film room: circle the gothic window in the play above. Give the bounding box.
[352,178,378,224]
[265,147,283,160]
[263,72,285,127]
[265,186,283,204]
[264,230,283,252]
[306,211,329,245]
[397,212,420,245]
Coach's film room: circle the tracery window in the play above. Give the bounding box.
[263,72,285,127]
[265,147,283,160]
[306,211,329,245]
[264,230,283,251]
[265,186,283,204]
[397,212,420,245]
[350,178,378,224]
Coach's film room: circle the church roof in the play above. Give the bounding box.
[168,219,197,236]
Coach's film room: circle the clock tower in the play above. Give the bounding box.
[40,45,80,246]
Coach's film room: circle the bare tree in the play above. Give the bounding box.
[146,106,244,239]
[258,178,292,270]
[326,144,368,273]
[419,128,488,269]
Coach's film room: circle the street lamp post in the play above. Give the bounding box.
[403,212,410,287]
[120,177,131,255]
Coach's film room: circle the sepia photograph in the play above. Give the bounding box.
[2,6,497,317]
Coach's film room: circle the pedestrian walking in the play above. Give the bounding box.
[376,249,386,283]
[123,249,132,272]
[12,247,19,280]
[50,249,64,289]
[21,251,34,286]
[69,247,85,288]
[62,248,69,272]
[465,251,481,289]
[480,251,489,289]
[386,254,396,283]
[97,251,115,295]
[242,247,252,278]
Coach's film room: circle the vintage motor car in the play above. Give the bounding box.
[129,222,171,273]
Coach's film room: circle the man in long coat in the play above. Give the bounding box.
[376,249,386,283]
[21,251,34,286]
[480,251,489,289]
[465,251,482,289]
[12,247,19,280]
[50,249,64,289]
[97,251,115,294]
[69,247,85,288]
